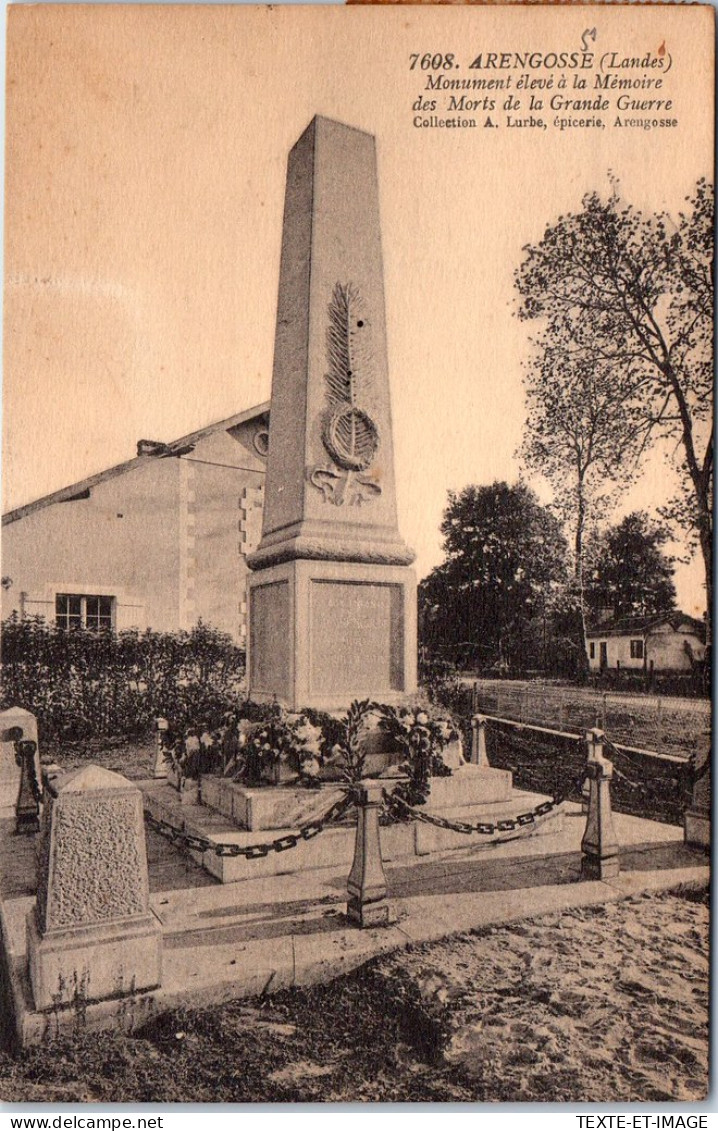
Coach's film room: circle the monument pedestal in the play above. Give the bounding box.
[249,558,416,711]
[27,911,161,1012]
[247,116,418,710]
[26,765,162,1012]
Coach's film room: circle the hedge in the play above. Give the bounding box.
[0,616,246,745]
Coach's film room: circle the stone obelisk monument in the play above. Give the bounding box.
[247,116,417,710]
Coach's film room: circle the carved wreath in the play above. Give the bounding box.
[308,283,382,507]
[322,282,379,472]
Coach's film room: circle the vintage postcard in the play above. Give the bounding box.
[0,2,713,1109]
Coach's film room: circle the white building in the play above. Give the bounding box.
[585,613,706,674]
[2,403,269,643]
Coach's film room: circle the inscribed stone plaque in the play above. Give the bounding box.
[309,580,403,696]
[249,580,290,699]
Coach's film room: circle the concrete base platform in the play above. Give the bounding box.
[144,777,562,883]
[424,764,512,808]
[199,777,348,831]
[1,803,708,1048]
[199,764,513,832]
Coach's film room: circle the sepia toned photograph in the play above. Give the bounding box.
[0,3,712,1106]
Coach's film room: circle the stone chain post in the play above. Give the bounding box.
[346,782,391,928]
[15,738,41,834]
[470,714,490,767]
[581,727,619,881]
[153,717,170,778]
[0,707,39,812]
[684,740,710,849]
[580,728,593,813]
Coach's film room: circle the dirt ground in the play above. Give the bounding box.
[0,885,708,1104]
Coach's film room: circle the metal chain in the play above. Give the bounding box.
[144,789,355,859]
[603,736,644,772]
[41,769,59,799]
[25,748,43,805]
[609,765,643,791]
[382,788,565,842]
[602,736,675,794]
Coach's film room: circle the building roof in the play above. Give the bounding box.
[2,402,270,527]
[585,612,706,641]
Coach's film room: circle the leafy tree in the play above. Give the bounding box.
[515,178,713,647]
[518,349,648,584]
[419,481,568,671]
[584,511,677,622]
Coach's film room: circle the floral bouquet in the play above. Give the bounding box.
[234,712,325,787]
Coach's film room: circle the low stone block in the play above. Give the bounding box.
[27,911,162,1011]
[27,765,162,1012]
[201,769,513,831]
[157,776,560,884]
[228,784,346,831]
[198,775,223,812]
[424,765,512,810]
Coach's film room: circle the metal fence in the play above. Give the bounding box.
[471,679,710,760]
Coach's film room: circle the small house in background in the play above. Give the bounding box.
[585,612,707,674]
[1,402,269,644]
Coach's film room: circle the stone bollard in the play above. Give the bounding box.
[15,738,41,835]
[153,717,170,778]
[27,765,162,1011]
[580,730,593,814]
[581,728,619,881]
[684,741,710,849]
[470,714,490,766]
[0,707,39,812]
[346,783,391,928]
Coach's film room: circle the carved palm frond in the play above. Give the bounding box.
[326,283,372,406]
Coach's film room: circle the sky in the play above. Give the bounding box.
[3,3,713,616]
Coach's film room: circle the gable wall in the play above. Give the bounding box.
[2,458,181,631]
[1,414,268,641]
[178,419,266,640]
